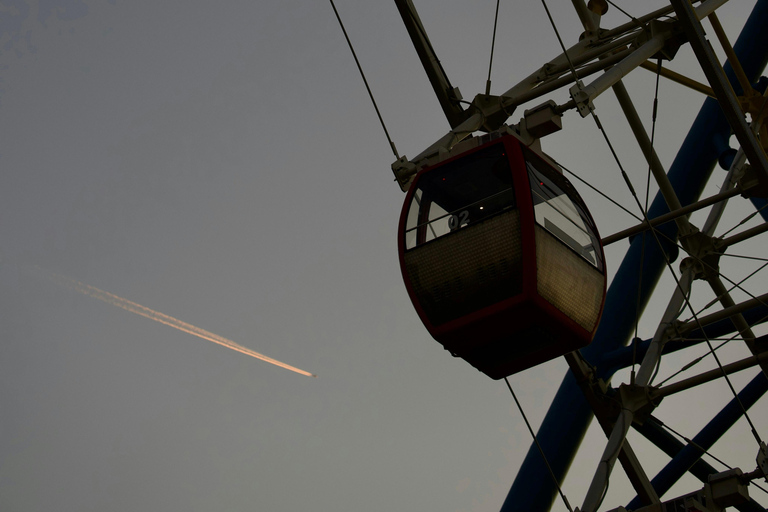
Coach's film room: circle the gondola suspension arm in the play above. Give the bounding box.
[393,0,467,129]
[391,1,689,190]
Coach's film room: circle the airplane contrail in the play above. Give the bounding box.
[33,267,316,377]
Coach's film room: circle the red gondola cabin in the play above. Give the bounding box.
[398,132,606,379]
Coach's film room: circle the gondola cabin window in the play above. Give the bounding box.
[403,143,516,250]
[525,149,603,271]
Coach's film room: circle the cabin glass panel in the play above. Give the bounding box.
[525,149,605,333]
[404,143,516,250]
[525,150,603,270]
[402,142,522,326]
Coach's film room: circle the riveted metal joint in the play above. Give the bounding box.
[392,156,418,192]
[679,230,721,279]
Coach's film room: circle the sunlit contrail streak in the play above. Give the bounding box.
[36,268,316,377]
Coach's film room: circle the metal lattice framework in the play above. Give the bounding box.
[390,1,768,511]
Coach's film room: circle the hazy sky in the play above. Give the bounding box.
[1,1,766,511]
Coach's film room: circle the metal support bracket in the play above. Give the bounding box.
[520,100,563,139]
[757,442,768,483]
[606,471,751,512]
[570,80,596,117]
[606,486,720,512]
[708,468,750,508]
[678,237,722,281]
[468,93,511,133]
[391,156,417,192]
[738,164,768,198]
[617,383,662,426]
[648,19,685,61]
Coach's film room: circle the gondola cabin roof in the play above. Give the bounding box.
[398,131,606,379]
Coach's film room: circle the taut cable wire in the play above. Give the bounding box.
[718,203,768,239]
[505,377,575,512]
[485,0,502,95]
[605,0,639,23]
[329,0,401,160]
[552,158,642,221]
[656,418,768,495]
[634,58,664,380]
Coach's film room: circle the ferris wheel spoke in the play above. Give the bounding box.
[577,259,697,512]
[565,352,661,506]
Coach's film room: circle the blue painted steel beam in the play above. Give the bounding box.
[599,312,768,374]
[633,416,768,512]
[751,197,768,222]
[627,373,768,510]
[502,3,768,511]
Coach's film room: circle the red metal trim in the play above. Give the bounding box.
[506,137,538,299]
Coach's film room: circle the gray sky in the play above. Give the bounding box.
[1,1,766,511]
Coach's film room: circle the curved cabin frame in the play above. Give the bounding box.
[398,132,606,379]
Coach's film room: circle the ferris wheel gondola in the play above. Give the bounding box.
[398,131,606,378]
